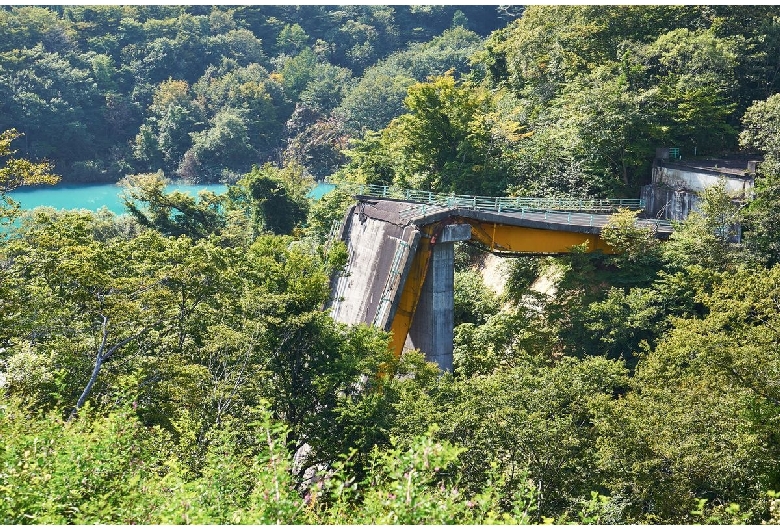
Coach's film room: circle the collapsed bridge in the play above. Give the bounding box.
[326,186,673,371]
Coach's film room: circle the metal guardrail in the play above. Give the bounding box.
[323,218,342,253]
[372,238,410,329]
[336,183,645,217]
[327,182,671,231]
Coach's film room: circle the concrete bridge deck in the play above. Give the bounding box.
[355,195,673,245]
[327,195,673,371]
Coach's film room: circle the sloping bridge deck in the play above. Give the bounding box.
[327,196,673,367]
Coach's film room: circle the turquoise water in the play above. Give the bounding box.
[309,182,336,199]
[8,183,228,214]
[8,181,337,214]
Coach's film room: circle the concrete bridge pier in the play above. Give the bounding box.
[404,224,471,372]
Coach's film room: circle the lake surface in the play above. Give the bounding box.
[8,181,337,214]
[309,182,336,199]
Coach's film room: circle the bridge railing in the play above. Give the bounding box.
[336,182,672,231]
[340,182,645,218]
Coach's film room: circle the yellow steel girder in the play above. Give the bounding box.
[465,218,615,254]
[387,218,614,357]
[388,224,434,358]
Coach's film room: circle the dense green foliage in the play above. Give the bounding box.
[5,5,780,525]
[0,5,509,183]
[338,5,780,198]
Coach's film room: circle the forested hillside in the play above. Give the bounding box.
[4,5,780,525]
[0,5,511,182]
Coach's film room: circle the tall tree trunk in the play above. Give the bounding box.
[68,316,152,421]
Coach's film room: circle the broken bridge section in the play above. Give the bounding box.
[328,200,421,332]
[327,196,673,372]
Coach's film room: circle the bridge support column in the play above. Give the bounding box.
[405,224,471,372]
